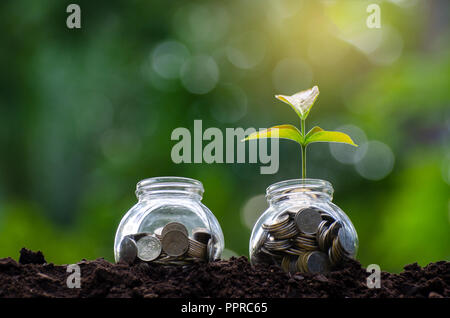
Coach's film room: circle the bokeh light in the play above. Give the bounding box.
[180,55,220,94]
[367,26,404,66]
[172,3,230,44]
[152,40,190,80]
[355,141,395,181]
[226,31,266,70]
[329,125,368,165]
[265,0,304,20]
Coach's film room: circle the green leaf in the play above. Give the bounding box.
[241,124,303,144]
[304,129,358,147]
[304,126,324,141]
[275,86,320,120]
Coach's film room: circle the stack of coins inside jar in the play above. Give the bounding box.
[118,222,216,265]
[255,207,355,273]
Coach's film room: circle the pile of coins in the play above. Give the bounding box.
[254,207,355,273]
[118,222,215,265]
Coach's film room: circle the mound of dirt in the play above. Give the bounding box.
[0,248,448,298]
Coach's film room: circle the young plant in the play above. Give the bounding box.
[243,86,358,178]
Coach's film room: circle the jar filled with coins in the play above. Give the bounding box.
[114,177,224,265]
[250,179,358,274]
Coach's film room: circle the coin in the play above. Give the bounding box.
[161,222,189,237]
[271,222,298,240]
[136,235,162,261]
[281,256,290,272]
[297,253,308,272]
[285,246,307,256]
[293,235,318,251]
[329,238,342,265]
[320,212,336,223]
[295,208,322,234]
[305,251,330,273]
[192,228,212,244]
[187,238,207,259]
[316,221,329,251]
[206,235,217,261]
[337,227,355,256]
[263,238,291,251]
[133,232,152,241]
[119,235,137,264]
[161,230,189,257]
[261,246,280,257]
[329,221,342,237]
[284,210,298,218]
[262,214,290,232]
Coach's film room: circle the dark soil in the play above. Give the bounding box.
[0,248,448,298]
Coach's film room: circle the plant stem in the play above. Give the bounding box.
[301,145,306,179]
[301,119,306,179]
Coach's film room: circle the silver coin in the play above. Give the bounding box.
[192,228,212,245]
[338,227,355,256]
[161,230,189,257]
[289,257,299,273]
[295,208,322,234]
[306,251,330,273]
[320,212,336,223]
[329,221,342,237]
[119,235,137,264]
[136,235,162,261]
[161,222,189,237]
[281,256,290,272]
[262,214,290,231]
[187,238,207,259]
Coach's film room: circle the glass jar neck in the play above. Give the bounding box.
[136,177,204,201]
[266,179,333,205]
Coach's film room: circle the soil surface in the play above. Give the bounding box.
[0,248,448,298]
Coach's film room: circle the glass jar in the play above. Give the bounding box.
[249,179,358,273]
[114,177,224,263]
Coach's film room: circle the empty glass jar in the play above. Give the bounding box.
[249,179,358,273]
[114,177,224,264]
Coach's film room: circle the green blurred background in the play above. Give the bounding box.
[0,0,448,272]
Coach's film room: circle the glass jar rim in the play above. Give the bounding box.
[136,176,204,199]
[266,178,334,202]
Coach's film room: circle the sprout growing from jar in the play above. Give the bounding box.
[242,86,358,178]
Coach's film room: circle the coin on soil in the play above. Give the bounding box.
[119,235,137,264]
[305,251,330,273]
[136,235,162,261]
[161,230,189,257]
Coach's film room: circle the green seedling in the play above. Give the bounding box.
[242,86,358,178]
